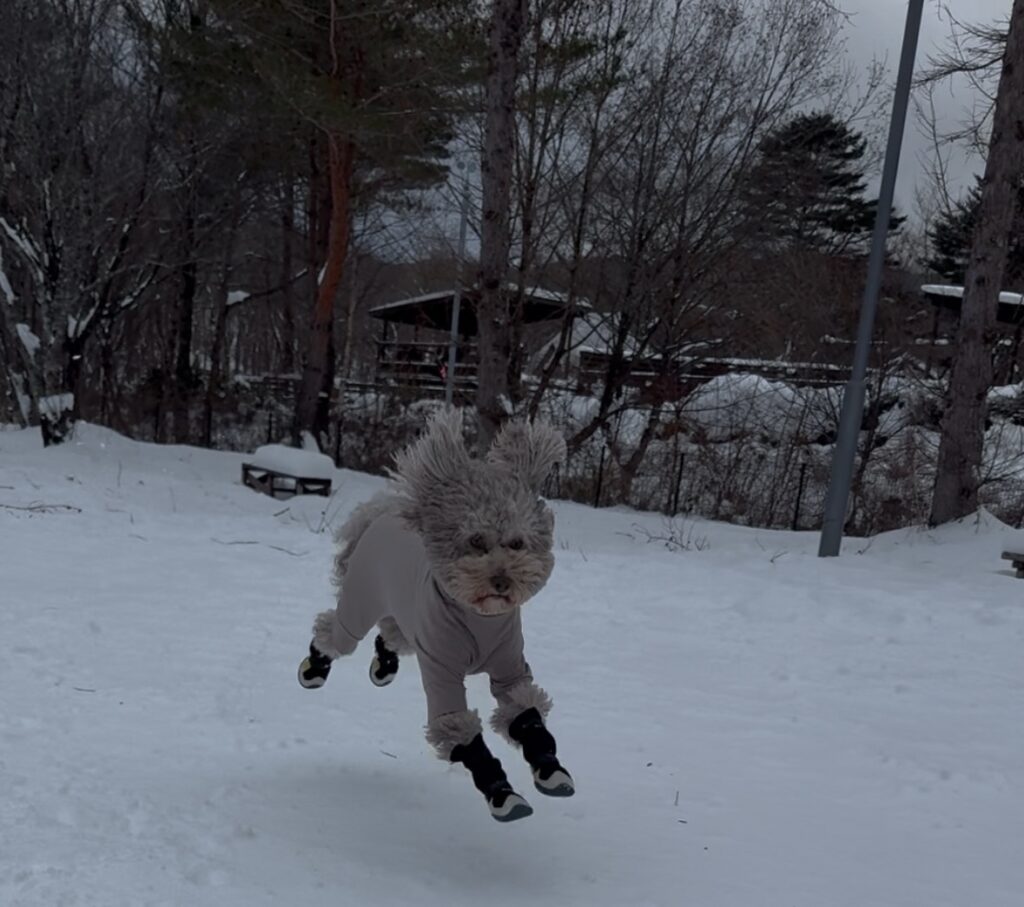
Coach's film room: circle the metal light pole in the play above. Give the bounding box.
[445,163,471,407]
[818,0,924,557]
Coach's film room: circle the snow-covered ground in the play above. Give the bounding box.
[1,424,1022,907]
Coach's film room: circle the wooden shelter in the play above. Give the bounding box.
[368,285,576,391]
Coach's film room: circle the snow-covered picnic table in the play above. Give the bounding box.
[1001,549,1024,578]
[242,444,334,499]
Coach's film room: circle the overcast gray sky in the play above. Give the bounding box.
[841,0,1011,216]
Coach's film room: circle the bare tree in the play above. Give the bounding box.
[930,0,1024,525]
[0,0,165,441]
[548,0,854,460]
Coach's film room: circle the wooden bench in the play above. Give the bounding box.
[1001,550,1024,578]
[241,463,331,500]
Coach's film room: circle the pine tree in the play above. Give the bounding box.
[744,112,903,256]
[927,179,1024,288]
[196,0,478,445]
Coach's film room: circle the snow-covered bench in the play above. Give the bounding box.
[242,445,334,499]
[1001,550,1024,579]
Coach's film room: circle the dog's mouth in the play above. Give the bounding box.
[470,594,516,615]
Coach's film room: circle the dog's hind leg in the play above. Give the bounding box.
[368,617,411,687]
[297,608,361,689]
[299,564,389,689]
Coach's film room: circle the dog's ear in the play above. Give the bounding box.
[487,419,566,494]
[392,408,471,503]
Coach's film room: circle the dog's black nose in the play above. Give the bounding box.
[490,574,511,595]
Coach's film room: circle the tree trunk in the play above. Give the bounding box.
[0,310,34,426]
[203,197,243,448]
[476,0,528,449]
[172,215,198,445]
[566,307,636,454]
[294,134,353,447]
[280,176,297,375]
[616,400,664,503]
[341,252,360,381]
[98,320,116,428]
[930,0,1024,526]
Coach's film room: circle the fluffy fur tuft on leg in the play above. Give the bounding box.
[490,681,553,744]
[425,709,483,761]
[377,616,414,655]
[311,610,358,660]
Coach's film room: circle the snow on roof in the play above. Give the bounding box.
[921,284,1024,306]
[699,355,846,372]
[575,312,643,355]
[368,283,587,315]
[369,289,455,315]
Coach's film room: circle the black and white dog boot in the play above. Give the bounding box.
[451,734,533,823]
[509,707,575,797]
[368,634,399,687]
[297,642,333,689]
[484,782,534,823]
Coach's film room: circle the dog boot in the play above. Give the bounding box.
[451,734,533,823]
[297,642,333,689]
[368,634,399,687]
[509,707,575,797]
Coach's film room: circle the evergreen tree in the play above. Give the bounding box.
[192,0,479,443]
[927,178,1024,288]
[743,112,903,256]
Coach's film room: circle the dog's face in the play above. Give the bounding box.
[394,412,565,616]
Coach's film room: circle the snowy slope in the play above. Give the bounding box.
[1,425,1022,907]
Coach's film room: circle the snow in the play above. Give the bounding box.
[531,310,645,372]
[16,323,39,360]
[0,215,41,266]
[250,443,334,480]
[226,290,250,307]
[14,386,31,422]
[1,424,1023,907]
[0,248,15,304]
[67,305,99,341]
[370,283,584,317]
[988,382,1024,402]
[38,392,74,418]
[921,283,1024,306]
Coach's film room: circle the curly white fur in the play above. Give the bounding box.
[487,419,566,494]
[425,709,483,760]
[490,681,554,744]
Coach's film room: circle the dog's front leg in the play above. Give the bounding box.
[491,678,575,798]
[421,666,533,822]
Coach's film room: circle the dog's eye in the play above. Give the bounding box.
[469,533,488,552]
[507,538,524,551]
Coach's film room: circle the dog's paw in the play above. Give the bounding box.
[533,763,575,797]
[298,645,332,689]
[368,635,399,687]
[488,788,534,823]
